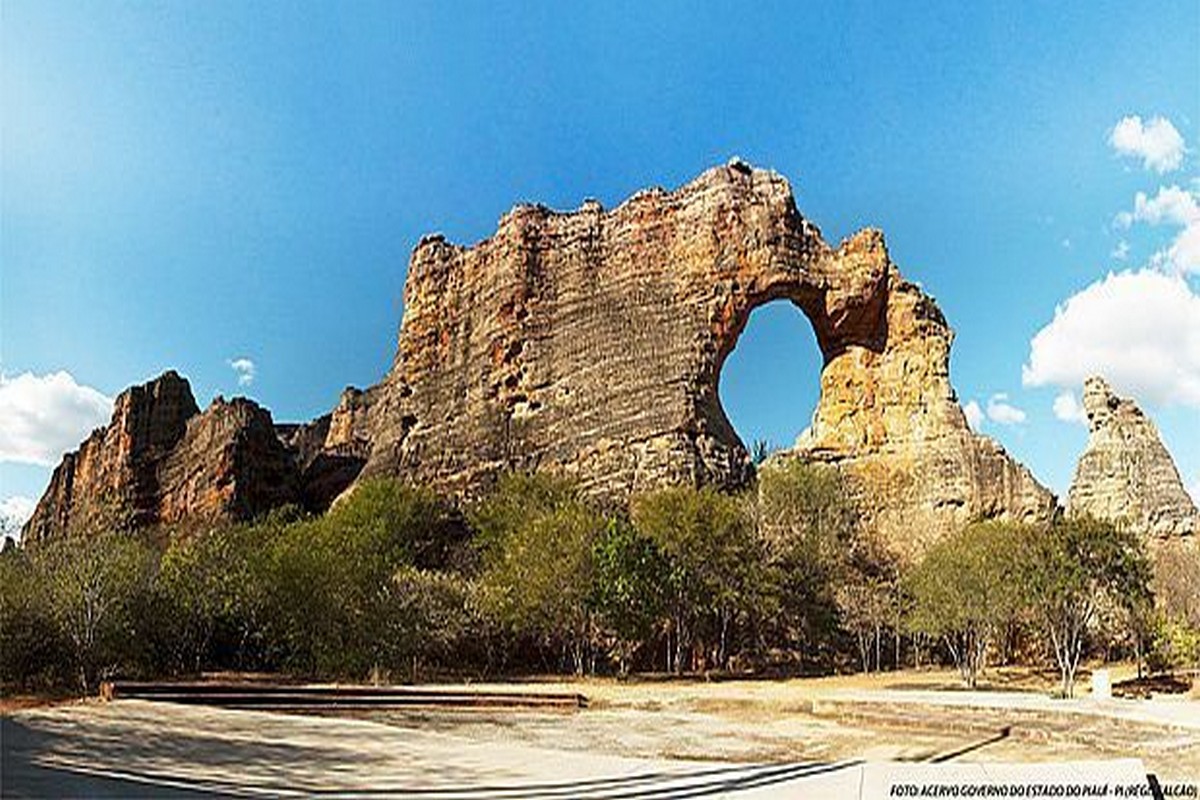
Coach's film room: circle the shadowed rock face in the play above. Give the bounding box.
[24,370,199,539]
[24,373,304,540]
[360,162,1055,556]
[1068,376,1197,542]
[276,386,377,512]
[27,163,1056,556]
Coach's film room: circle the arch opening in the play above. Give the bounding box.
[716,299,824,466]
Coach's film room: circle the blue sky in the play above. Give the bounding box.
[3,1,1198,527]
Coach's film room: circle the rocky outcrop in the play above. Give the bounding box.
[27,163,1057,556]
[1067,376,1197,542]
[154,396,303,525]
[359,161,1055,556]
[24,373,307,540]
[789,260,1056,559]
[276,386,376,511]
[24,370,199,540]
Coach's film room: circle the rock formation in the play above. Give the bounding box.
[358,161,1054,556]
[27,162,1057,556]
[789,265,1056,559]
[275,386,376,511]
[23,372,357,540]
[1067,376,1197,542]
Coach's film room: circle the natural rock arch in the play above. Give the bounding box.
[26,162,1056,558]
[715,298,825,459]
[357,161,1054,556]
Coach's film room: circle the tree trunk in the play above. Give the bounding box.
[675,617,686,675]
[719,610,729,671]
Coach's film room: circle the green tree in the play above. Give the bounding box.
[755,459,860,661]
[1021,517,1152,697]
[592,518,668,675]
[0,546,63,691]
[905,522,1025,688]
[387,566,473,681]
[836,574,897,674]
[150,513,294,676]
[1150,542,1200,671]
[631,485,762,673]
[472,474,606,675]
[274,480,461,678]
[32,531,156,693]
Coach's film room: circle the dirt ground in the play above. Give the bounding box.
[3,666,1197,796]
[367,666,1199,780]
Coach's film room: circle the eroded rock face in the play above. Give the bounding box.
[790,261,1056,559]
[1067,376,1197,541]
[27,163,1057,556]
[276,386,377,511]
[24,370,199,540]
[24,373,307,539]
[360,162,1055,555]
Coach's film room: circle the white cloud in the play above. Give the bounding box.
[963,400,984,431]
[1113,185,1200,275]
[228,357,256,387]
[1111,240,1130,260]
[1118,185,1200,228]
[985,393,1027,425]
[0,496,35,541]
[1109,115,1186,173]
[1023,269,1200,407]
[1164,220,1200,274]
[1189,477,1200,506]
[0,371,113,466]
[1052,391,1088,425]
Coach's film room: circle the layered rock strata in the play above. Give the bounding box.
[360,162,1054,555]
[23,372,363,540]
[275,386,377,511]
[789,266,1056,559]
[27,162,1057,556]
[1067,376,1197,542]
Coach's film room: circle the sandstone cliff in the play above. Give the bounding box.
[358,161,1055,556]
[23,372,361,540]
[1067,376,1197,542]
[789,258,1056,559]
[275,386,376,511]
[27,162,1057,556]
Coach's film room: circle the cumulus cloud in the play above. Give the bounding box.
[1109,115,1186,173]
[1190,477,1200,506]
[0,496,35,540]
[0,371,113,466]
[1052,391,1088,425]
[1164,220,1200,274]
[962,400,984,431]
[1023,269,1200,408]
[1114,185,1199,229]
[985,393,1027,425]
[1113,185,1200,275]
[1111,240,1130,260]
[229,357,256,387]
